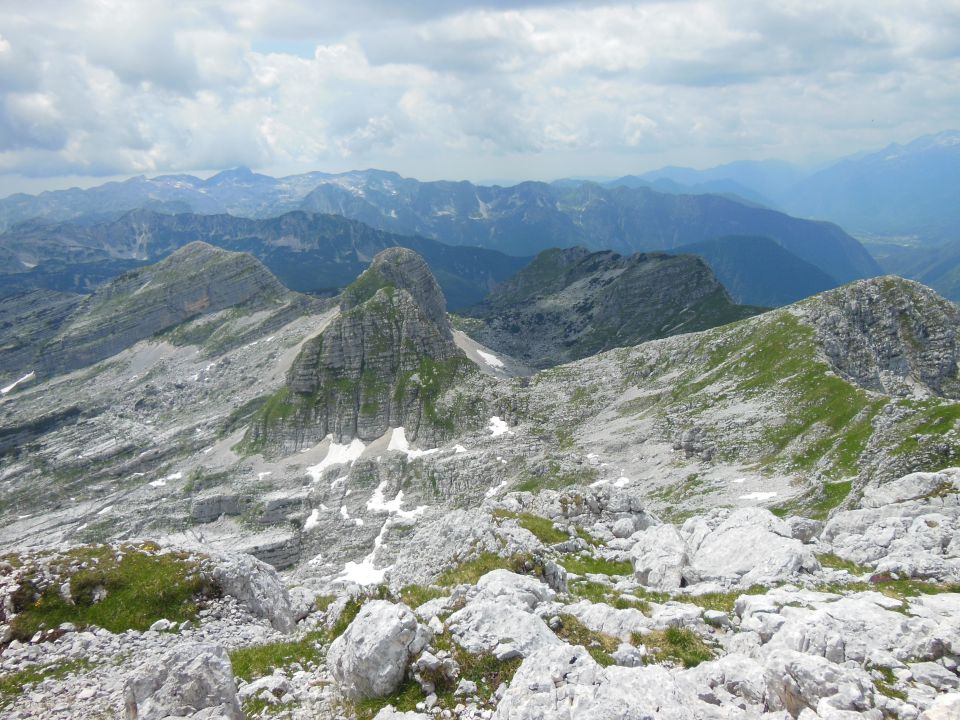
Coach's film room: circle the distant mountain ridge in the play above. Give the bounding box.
[462,246,762,368]
[0,210,530,310]
[0,167,880,286]
[638,130,960,244]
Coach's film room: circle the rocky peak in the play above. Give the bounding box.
[464,246,760,368]
[245,249,472,452]
[340,247,453,338]
[800,275,960,398]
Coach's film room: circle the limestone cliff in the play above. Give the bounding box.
[244,248,475,453]
[801,276,960,398]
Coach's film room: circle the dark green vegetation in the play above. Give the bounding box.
[437,552,546,587]
[561,555,633,577]
[230,631,328,682]
[7,544,214,641]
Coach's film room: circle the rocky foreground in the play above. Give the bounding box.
[2,467,959,720]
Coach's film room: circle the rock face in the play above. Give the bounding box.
[245,248,474,451]
[209,552,296,632]
[464,247,759,368]
[327,600,430,700]
[0,242,292,385]
[803,276,960,398]
[123,643,242,720]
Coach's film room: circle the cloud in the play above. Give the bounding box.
[0,0,957,185]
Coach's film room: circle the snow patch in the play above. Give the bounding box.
[477,350,505,369]
[148,479,166,488]
[453,444,467,454]
[304,508,321,532]
[614,476,632,488]
[739,491,778,501]
[366,481,428,520]
[388,427,439,461]
[2,371,35,395]
[98,505,113,515]
[307,438,366,482]
[337,518,391,585]
[485,481,507,498]
[489,416,512,437]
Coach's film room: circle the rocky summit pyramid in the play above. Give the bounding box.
[243,247,475,453]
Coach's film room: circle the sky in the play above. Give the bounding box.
[0,0,958,196]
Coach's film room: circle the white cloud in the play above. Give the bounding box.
[0,0,957,186]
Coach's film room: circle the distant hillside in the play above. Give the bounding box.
[462,247,762,368]
[668,236,839,307]
[0,210,529,310]
[785,131,960,242]
[299,175,880,283]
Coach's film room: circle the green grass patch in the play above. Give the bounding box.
[514,462,598,493]
[816,553,871,575]
[437,552,542,587]
[567,579,654,614]
[771,480,853,521]
[871,666,907,701]
[492,511,569,544]
[330,597,364,640]
[398,585,448,610]
[561,555,633,577]
[636,626,714,668]
[230,631,327,682]
[0,659,93,709]
[553,614,620,666]
[683,586,767,614]
[9,545,213,641]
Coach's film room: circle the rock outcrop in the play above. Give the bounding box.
[123,643,242,720]
[802,276,960,398]
[463,247,760,368]
[0,242,295,385]
[327,600,431,700]
[245,248,475,451]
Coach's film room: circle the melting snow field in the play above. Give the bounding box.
[485,481,507,498]
[306,438,366,482]
[740,491,778,501]
[366,481,428,520]
[388,427,440,461]
[489,416,512,437]
[477,350,505,369]
[304,508,321,532]
[1,371,35,396]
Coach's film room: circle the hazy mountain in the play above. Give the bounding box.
[668,236,839,307]
[639,131,960,244]
[876,237,960,302]
[300,176,880,283]
[0,209,530,309]
[785,130,960,242]
[605,174,777,208]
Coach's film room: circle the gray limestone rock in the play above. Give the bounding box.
[630,524,695,590]
[327,600,430,701]
[210,552,295,632]
[123,642,242,720]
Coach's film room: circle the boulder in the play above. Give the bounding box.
[691,508,819,585]
[494,644,729,719]
[123,643,241,720]
[475,569,555,609]
[921,693,960,719]
[447,600,561,660]
[210,552,295,632]
[630,524,694,589]
[763,649,875,718]
[327,600,430,700]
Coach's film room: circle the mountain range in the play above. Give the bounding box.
[2,239,960,719]
[638,130,960,244]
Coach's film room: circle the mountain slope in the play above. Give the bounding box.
[463,247,762,368]
[0,242,320,385]
[668,235,839,306]
[300,176,880,283]
[0,210,530,309]
[785,130,960,242]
